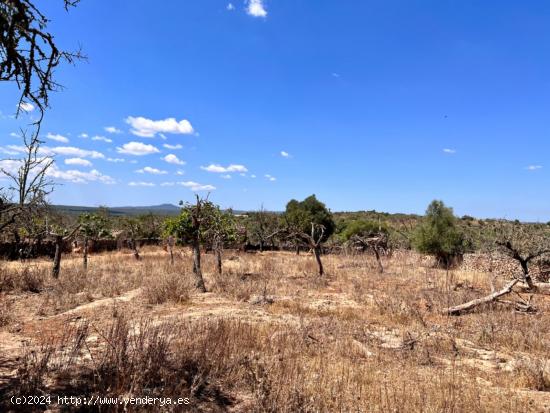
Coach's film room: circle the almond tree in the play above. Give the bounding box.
[205,207,237,275]
[164,195,217,292]
[246,206,280,252]
[78,212,111,269]
[0,128,53,256]
[341,219,389,273]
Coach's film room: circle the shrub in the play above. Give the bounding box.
[413,200,468,268]
[143,271,192,304]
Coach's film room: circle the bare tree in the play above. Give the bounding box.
[246,206,280,252]
[350,233,388,273]
[0,127,53,252]
[1,0,83,115]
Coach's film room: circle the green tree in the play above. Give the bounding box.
[283,195,335,276]
[78,212,111,269]
[163,196,218,292]
[413,200,466,268]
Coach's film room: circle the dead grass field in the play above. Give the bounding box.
[0,247,549,412]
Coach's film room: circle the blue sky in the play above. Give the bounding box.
[1,0,550,220]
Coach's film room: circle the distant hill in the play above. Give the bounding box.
[53,203,182,217]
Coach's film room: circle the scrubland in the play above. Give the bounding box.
[0,248,549,412]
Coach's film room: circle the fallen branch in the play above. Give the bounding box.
[443,279,519,316]
[516,282,550,295]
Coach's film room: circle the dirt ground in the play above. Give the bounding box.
[1,248,549,412]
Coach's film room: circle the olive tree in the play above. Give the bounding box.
[413,200,468,268]
[491,221,550,290]
[283,195,335,276]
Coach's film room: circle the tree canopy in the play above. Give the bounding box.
[413,200,467,267]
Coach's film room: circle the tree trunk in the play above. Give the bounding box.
[216,247,222,275]
[83,237,88,270]
[313,246,324,276]
[519,258,535,290]
[295,244,300,255]
[192,237,206,292]
[52,235,62,279]
[169,245,174,265]
[131,238,141,260]
[373,247,383,274]
[259,240,264,253]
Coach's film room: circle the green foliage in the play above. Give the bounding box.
[162,199,223,244]
[340,219,388,241]
[413,200,467,265]
[283,195,335,242]
[205,208,238,246]
[78,212,111,239]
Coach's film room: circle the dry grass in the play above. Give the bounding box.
[1,247,549,412]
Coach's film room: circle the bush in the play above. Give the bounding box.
[413,200,467,268]
[143,272,192,304]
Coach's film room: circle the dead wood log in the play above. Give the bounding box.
[443,279,519,316]
[516,282,550,295]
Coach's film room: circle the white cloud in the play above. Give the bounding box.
[125,116,194,138]
[251,174,256,178]
[107,157,125,163]
[179,181,216,191]
[47,165,115,184]
[176,170,185,176]
[332,73,341,78]
[0,159,23,173]
[265,174,276,181]
[200,164,248,173]
[0,147,21,156]
[163,154,185,165]
[128,181,155,187]
[9,132,20,138]
[526,165,542,171]
[246,0,267,17]
[46,133,69,143]
[443,148,456,154]
[51,146,105,159]
[136,166,168,175]
[280,150,290,158]
[221,174,232,179]
[18,102,35,112]
[64,158,92,167]
[227,2,235,10]
[163,143,183,150]
[161,182,176,187]
[117,141,160,156]
[92,135,113,143]
[104,126,122,134]
[79,133,89,139]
